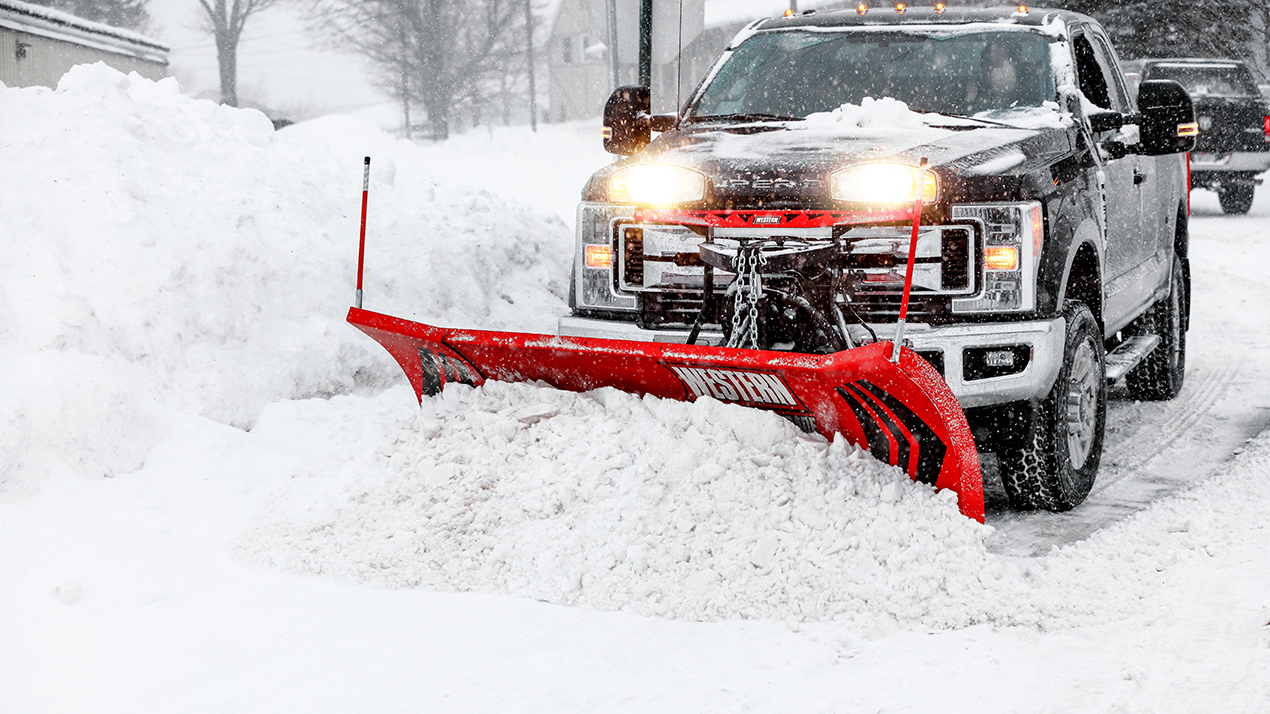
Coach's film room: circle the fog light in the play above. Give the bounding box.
[985,350,1015,368]
[963,345,1031,381]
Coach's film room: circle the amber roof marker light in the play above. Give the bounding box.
[934,2,946,13]
[857,3,868,14]
[895,3,907,13]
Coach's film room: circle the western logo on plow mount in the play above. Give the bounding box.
[836,380,947,486]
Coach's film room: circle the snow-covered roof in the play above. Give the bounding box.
[0,0,168,64]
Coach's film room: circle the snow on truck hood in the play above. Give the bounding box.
[625,98,1070,187]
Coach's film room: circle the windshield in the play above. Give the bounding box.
[690,30,1057,120]
[1143,63,1259,98]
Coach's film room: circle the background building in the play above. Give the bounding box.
[0,0,167,89]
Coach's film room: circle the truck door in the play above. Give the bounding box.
[1072,29,1151,332]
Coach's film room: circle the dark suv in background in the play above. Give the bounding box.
[1125,58,1270,214]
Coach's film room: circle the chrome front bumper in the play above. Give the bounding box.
[557,314,1066,410]
[1190,151,1270,174]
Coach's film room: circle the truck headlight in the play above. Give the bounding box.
[609,164,706,205]
[830,162,939,204]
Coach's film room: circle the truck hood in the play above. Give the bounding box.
[587,108,1077,207]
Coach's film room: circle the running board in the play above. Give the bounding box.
[1105,334,1161,382]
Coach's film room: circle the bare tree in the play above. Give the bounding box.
[305,0,525,140]
[197,0,281,107]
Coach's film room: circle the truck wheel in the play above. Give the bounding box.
[1125,254,1186,400]
[999,302,1105,511]
[1217,184,1254,214]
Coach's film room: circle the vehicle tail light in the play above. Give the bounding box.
[1263,115,1269,143]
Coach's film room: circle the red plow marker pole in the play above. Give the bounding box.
[355,156,371,309]
[891,157,928,363]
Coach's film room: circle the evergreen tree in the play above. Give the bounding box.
[1056,0,1258,59]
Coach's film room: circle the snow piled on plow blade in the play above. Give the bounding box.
[235,381,1012,626]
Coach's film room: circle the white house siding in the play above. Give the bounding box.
[0,0,167,89]
[547,0,838,120]
[547,0,612,121]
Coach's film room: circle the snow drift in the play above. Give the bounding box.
[0,64,571,492]
[235,380,1011,626]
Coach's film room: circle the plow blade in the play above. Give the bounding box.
[348,307,984,522]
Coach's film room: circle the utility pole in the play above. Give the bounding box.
[525,0,538,131]
[639,0,653,86]
[605,0,620,90]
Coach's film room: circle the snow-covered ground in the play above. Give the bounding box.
[2,65,1269,712]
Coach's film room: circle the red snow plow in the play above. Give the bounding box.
[346,158,984,522]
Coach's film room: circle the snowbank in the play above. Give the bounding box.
[235,381,1022,626]
[0,64,570,492]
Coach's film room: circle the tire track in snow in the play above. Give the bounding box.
[987,207,1270,556]
[1095,332,1243,493]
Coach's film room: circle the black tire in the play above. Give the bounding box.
[999,302,1106,511]
[1217,184,1254,214]
[1125,254,1186,400]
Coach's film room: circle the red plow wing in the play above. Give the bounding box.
[348,307,983,522]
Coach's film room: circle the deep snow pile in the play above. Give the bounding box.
[0,64,570,492]
[235,381,1026,626]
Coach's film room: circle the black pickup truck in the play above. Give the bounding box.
[1124,57,1270,214]
[561,6,1196,512]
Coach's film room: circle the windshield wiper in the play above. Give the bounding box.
[689,113,804,124]
[917,111,1019,128]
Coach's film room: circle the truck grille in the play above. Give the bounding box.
[618,222,978,329]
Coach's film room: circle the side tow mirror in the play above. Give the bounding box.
[1137,79,1197,156]
[603,85,651,156]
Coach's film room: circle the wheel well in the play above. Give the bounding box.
[1173,205,1188,259]
[1065,242,1102,328]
